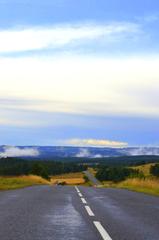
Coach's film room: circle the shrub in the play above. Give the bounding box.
[58,181,66,186]
[84,175,89,183]
[96,166,140,182]
[31,163,50,181]
[150,164,159,177]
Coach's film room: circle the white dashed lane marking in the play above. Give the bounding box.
[78,192,83,197]
[75,187,113,240]
[94,221,112,240]
[75,186,80,193]
[85,206,95,216]
[81,197,87,204]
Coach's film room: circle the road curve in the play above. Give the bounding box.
[0,186,159,240]
[84,170,102,186]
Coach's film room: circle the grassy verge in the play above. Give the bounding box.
[103,178,159,196]
[87,163,159,196]
[117,178,159,196]
[51,172,85,185]
[102,163,159,197]
[82,181,93,187]
[120,164,159,196]
[0,175,50,190]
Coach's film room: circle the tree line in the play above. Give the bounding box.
[96,166,141,182]
[0,157,87,180]
[96,163,159,182]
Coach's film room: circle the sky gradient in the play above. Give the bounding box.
[0,0,159,146]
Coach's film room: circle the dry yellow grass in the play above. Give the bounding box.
[102,163,159,196]
[0,175,50,190]
[117,177,159,196]
[20,175,50,184]
[51,178,85,185]
[51,172,84,179]
[51,172,85,185]
[132,163,155,177]
[103,177,159,196]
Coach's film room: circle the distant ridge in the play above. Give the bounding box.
[0,146,159,159]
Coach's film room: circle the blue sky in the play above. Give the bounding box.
[0,0,159,146]
[0,0,158,26]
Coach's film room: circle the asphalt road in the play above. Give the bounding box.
[0,186,159,240]
[84,170,102,186]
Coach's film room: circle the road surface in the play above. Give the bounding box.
[0,186,159,240]
[84,170,102,186]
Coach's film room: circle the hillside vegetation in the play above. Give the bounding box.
[0,157,87,190]
[51,172,85,185]
[0,157,86,178]
[117,178,159,196]
[0,175,50,190]
[95,163,159,196]
[132,163,155,177]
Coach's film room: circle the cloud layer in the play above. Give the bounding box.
[65,138,128,147]
[0,22,140,53]
[0,146,39,158]
[75,148,103,158]
[126,147,159,156]
[0,55,159,124]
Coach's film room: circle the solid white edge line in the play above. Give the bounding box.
[94,221,112,240]
[81,198,87,204]
[85,206,95,216]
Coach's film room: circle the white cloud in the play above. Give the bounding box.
[65,138,128,147]
[75,148,103,158]
[0,55,159,121]
[0,22,140,53]
[0,146,39,158]
[76,149,91,157]
[125,147,159,156]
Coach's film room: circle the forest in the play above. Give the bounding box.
[0,157,87,180]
